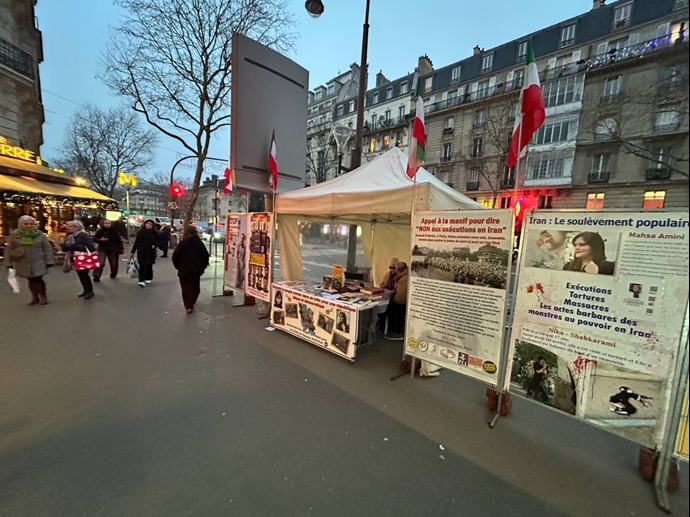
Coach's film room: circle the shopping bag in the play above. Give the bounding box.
[127,258,139,278]
[73,251,100,271]
[7,268,20,294]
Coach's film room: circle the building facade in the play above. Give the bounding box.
[0,0,44,154]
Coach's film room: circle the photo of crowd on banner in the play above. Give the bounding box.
[410,243,509,290]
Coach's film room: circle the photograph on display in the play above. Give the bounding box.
[510,340,663,446]
[331,332,350,354]
[273,311,285,326]
[274,290,283,309]
[224,214,248,291]
[335,311,350,334]
[410,242,508,290]
[522,229,619,275]
[299,303,316,335]
[510,211,689,446]
[285,303,299,319]
[317,312,335,334]
[245,213,273,302]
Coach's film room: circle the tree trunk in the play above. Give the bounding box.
[491,193,498,209]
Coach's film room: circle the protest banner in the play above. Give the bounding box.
[224,213,248,291]
[244,212,273,302]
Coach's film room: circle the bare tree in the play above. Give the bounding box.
[462,101,516,208]
[307,122,339,184]
[59,104,158,197]
[102,0,296,224]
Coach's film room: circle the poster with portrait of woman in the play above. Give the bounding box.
[224,213,248,291]
[509,210,689,447]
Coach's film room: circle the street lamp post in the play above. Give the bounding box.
[306,0,371,273]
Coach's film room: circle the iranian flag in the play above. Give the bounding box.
[223,158,235,194]
[268,130,278,192]
[506,43,545,168]
[406,81,426,179]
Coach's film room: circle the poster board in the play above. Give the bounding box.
[676,383,689,461]
[405,210,513,384]
[270,282,359,361]
[244,212,273,302]
[508,210,689,447]
[224,213,249,291]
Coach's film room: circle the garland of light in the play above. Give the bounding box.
[585,33,688,71]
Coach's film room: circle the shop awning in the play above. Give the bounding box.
[0,173,115,204]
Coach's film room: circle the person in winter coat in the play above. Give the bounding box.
[172,225,210,314]
[93,219,124,281]
[62,220,97,300]
[2,215,54,305]
[130,219,158,287]
[157,224,171,258]
[385,261,409,340]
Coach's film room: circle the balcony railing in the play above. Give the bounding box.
[440,156,453,162]
[646,167,672,181]
[0,37,35,80]
[363,115,408,133]
[443,127,454,135]
[588,171,610,183]
[654,121,681,133]
[543,61,586,80]
[501,178,515,189]
[600,93,621,104]
[472,121,486,130]
[586,32,689,72]
[466,181,480,191]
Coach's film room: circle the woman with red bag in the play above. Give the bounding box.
[62,220,97,300]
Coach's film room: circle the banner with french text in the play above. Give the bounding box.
[405,210,513,384]
[244,212,273,302]
[508,210,689,447]
[224,213,248,292]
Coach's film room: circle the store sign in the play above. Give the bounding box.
[0,136,39,163]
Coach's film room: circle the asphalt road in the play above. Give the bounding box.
[0,259,687,517]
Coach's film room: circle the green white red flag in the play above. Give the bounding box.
[507,43,545,168]
[406,80,426,178]
[268,130,278,192]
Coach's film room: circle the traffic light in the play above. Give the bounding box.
[171,184,184,197]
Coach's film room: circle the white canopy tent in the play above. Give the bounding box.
[275,148,485,282]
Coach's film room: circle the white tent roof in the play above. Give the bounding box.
[276,148,484,222]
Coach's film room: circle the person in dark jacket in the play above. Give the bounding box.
[172,225,210,314]
[130,219,158,287]
[93,219,124,281]
[157,224,171,258]
[62,220,97,299]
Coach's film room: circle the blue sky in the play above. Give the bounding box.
[37,0,587,180]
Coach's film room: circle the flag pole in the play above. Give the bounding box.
[513,102,522,207]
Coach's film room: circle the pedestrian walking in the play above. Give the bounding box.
[157,224,171,258]
[172,225,210,314]
[2,215,54,305]
[130,219,158,287]
[62,220,97,300]
[93,219,124,281]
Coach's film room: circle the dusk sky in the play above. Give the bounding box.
[36,0,587,180]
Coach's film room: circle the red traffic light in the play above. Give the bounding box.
[171,184,184,196]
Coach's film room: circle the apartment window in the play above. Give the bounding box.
[481,53,494,74]
[603,76,621,99]
[337,105,344,117]
[424,77,433,93]
[472,137,483,158]
[662,63,689,85]
[442,142,453,161]
[382,134,390,150]
[368,137,376,153]
[469,169,480,183]
[591,154,610,175]
[476,80,490,100]
[382,110,390,122]
[386,86,394,100]
[370,114,376,127]
[349,100,355,111]
[643,191,666,209]
[328,84,335,95]
[317,150,325,174]
[533,115,578,145]
[517,41,528,62]
[595,117,618,140]
[500,197,512,209]
[395,131,403,146]
[608,37,629,52]
[614,2,632,29]
[473,109,487,129]
[537,195,553,209]
[527,151,574,180]
[400,81,409,94]
[542,75,584,107]
[451,66,462,84]
[438,170,450,184]
[373,91,379,104]
[675,0,689,9]
[514,69,525,89]
[444,116,454,129]
[398,106,405,119]
[655,110,680,131]
[586,193,605,210]
[650,147,672,169]
[560,23,576,48]
[509,103,518,121]
[316,91,323,100]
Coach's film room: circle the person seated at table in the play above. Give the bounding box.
[380,257,399,290]
[385,261,408,341]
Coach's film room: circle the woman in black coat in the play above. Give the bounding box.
[130,219,158,287]
[172,225,210,313]
[62,220,97,300]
